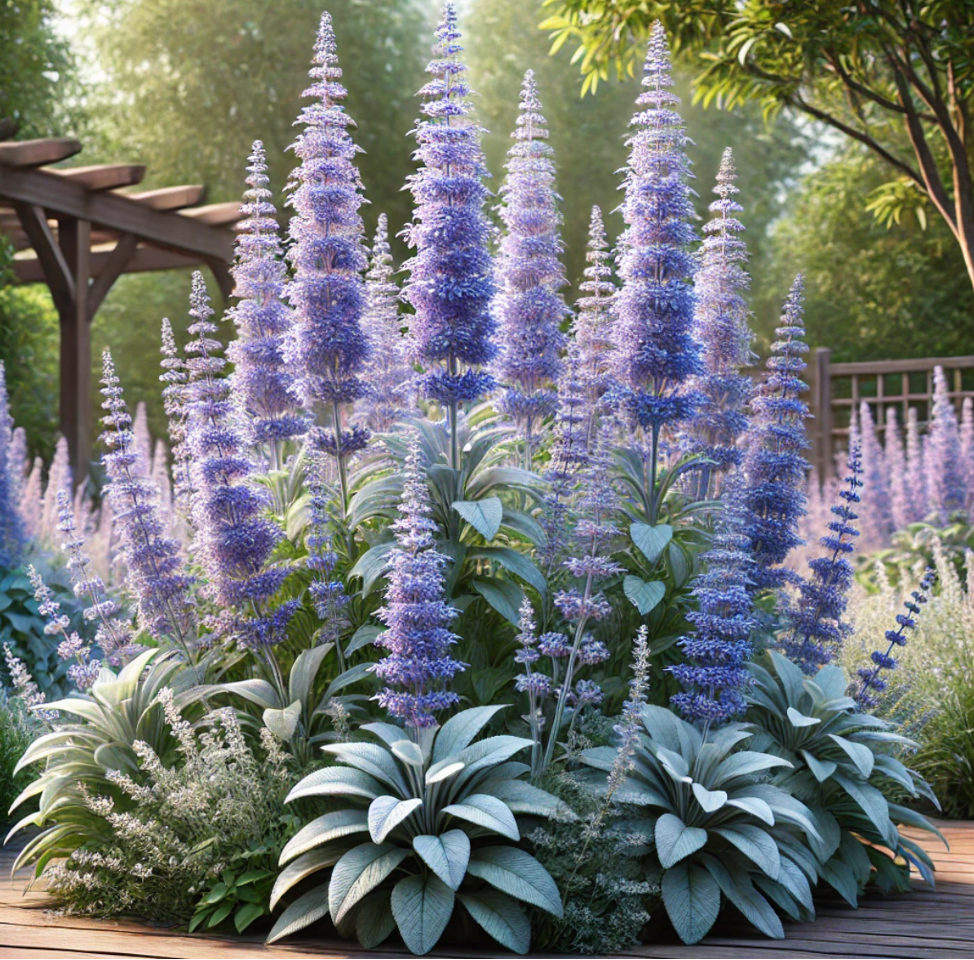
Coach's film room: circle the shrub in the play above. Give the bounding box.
[0,686,40,819]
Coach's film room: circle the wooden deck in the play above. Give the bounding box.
[1,822,972,959]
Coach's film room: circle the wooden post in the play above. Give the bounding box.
[814,347,832,480]
[57,217,92,483]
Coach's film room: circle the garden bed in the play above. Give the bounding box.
[2,824,971,959]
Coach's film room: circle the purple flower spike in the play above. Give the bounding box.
[493,70,568,460]
[0,362,27,566]
[858,401,893,549]
[99,350,196,653]
[227,140,307,457]
[357,213,416,433]
[740,275,810,591]
[284,11,371,471]
[183,274,294,648]
[374,438,464,728]
[781,445,862,674]
[925,366,967,523]
[685,148,755,499]
[668,476,757,724]
[573,205,617,446]
[609,21,701,438]
[401,2,496,459]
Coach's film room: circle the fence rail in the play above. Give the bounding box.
[808,348,974,479]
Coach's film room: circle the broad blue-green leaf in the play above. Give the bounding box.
[725,796,775,826]
[414,831,470,890]
[828,734,875,779]
[818,856,859,907]
[286,766,384,803]
[800,750,837,783]
[348,540,397,596]
[279,809,369,866]
[714,751,792,784]
[320,743,408,795]
[691,782,727,814]
[713,824,780,879]
[469,547,546,594]
[472,578,523,626]
[212,678,279,711]
[631,523,673,565]
[391,739,425,768]
[270,849,341,911]
[329,843,409,925]
[452,498,503,541]
[787,706,820,728]
[369,796,423,844]
[355,889,395,949]
[656,814,708,869]
[778,855,814,911]
[623,576,666,615]
[391,874,455,956]
[832,771,894,845]
[266,884,330,944]
[442,794,519,840]
[263,700,302,742]
[459,889,531,955]
[346,624,382,656]
[454,736,533,786]
[433,705,507,763]
[425,758,465,785]
[701,853,784,939]
[467,846,563,917]
[489,779,574,819]
[288,643,333,707]
[661,860,720,945]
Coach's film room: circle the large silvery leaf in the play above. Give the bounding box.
[661,860,721,945]
[691,782,727,814]
[656,813,708,869]
[467,846,563,917]
[288,643,333,707]
[355,888,395,949]
[800,750,837,783]
[469,546,546,594]
[828,733,875,779]
[700,852,784,940]
[472,578,523,626]
[442,794,519,840]
[454,736,533,786]
[279,809,370,866]
[433,705,507,763]
[631,523,673,565]
[328,842,409,925]
[369,796,423,844]
[414,830,471,890]
[459,889,531,955]
[319,743,408,795]
[452,497,503,541]
[832,771,895,845]
[391,873,456,956]
[623,576,666,615]
[286,766,384,804]
[210,679,280,711]
[263,700,302,742]
[488,779,574,819]
[270,849,342,911]
[786,706,820,728]
[266,884,330,944]
[713,824,780,880]
[714,751,792,784]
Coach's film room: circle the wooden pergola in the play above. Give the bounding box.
[0,120,242,480]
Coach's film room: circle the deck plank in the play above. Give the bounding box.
[1,820,971,959]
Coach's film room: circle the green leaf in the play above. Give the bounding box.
[469,546,546,594]
[234,901,266,934]
[832,771,894,845]
[329,842,410,926]
[267,884,330,944]
[661,860,721,945]
[630,523,673,564]
[391,873,455,956]
[459,889,531,955]
[656,814,707,869]
[201,881,228,905]
[288,643,333,707]
[270,848,344,911]
[356,888,396,949]
[467,846,563,917]
[623,576,666,615]
[713,824,780,879]
[414,830,471,891]
[800,750,837,783]
[280,810,371,866]
[368,796,423,844]
[828,733,875,779]
[433,705,507,763]
[472,578,523,626]
[263,700,302,742]
[452,497,503,541]
[442,794,519,840]
[346,624,382,655]
[207,901,234,928]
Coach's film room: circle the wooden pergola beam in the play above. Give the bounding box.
[0,165,234,262]
[125,184,206,210]
[11,242,211,284]
[0,138,82,167]
[51,163,147,191]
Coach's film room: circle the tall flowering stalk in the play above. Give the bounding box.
[160,317,193,514]
[904,406,927,523]
[0,362,26,566]
[40,437,70,544]
[573,206,616,446]
[886,408,911,533]
[542,421,623,772]
[925,366,967,523]
[610,21,701,522]
[856,567,935,709]
[493,69,568,466]
[100,351,196,658]
[858,402,893,549]
[358,213,414,433]
[402,2,497,469]
[781,446,862,674]
[962,398,974,512]
[374,440,464,730]
[285,12,370,511]
[228,140,306,468]
[740,275,810,590]
[183,275,293,654]
[669,479,757,725]
[685,148,755,501]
